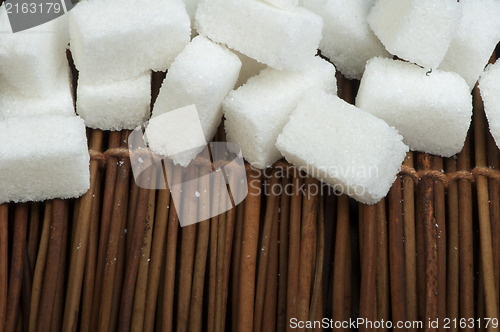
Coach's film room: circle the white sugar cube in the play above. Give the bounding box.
[223,57,337,169]
[439,0,500,90]
[0,7,68,96]
[77,71,151,131]
[276,89,408,205]
[264,0,298,9]
[69,0,190,83]
[0,64,74,119]
[356,57,472,157]
[0,116,90,203]
[367,0,462,69]
[479,62,500,149]
[146,105,207,166]
[233,50,267,88]
[302,0,390,80]
[195,0,322,70]
[152,36,241,142]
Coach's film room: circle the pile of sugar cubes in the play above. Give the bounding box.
[1,0,500,205]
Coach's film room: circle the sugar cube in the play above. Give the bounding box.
[367,0,462,69]
[146,105,207,166]
[0,115,90,203]
[223,57,337,169]
[0,64,74,119]
[276,89,408,205]
[0,6,68,96]
[479,62,500,149]
[195,0,323,71]
[438,0,500,90]
[77,71,151,131]
[69,0,190,83]
[302,0,390,80]
[152,36,241,142]
[356,57,472,157]
[233,50,267,88]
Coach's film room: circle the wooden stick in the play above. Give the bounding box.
[5,203,28,332]
[0,204,8,332]
[238,167,261,332]
[473,87,499,327]
[22,242,33,332]
[402,152,417,331]
[262,204,280,332]
[28,202,51,332]
[297,177,319,324]
[417,153,438,331]
[130,171,157,331]
[27,203,40,273]
[62,129,103,332]
[254,171,280,332]
[220,203,236,332]
[309,194,325,325]
[79,170,101,332]
[143,186,171,332]
[432,156,447,331]
[458,136,475,327]
[376,199,389,329]
[214,208,227,332]
[231,202,245,332]
[277,175,291,332]
[207,213,218,332]
[445,157,459,332]
[117,170,151,332]
[359,204,377,332]
[162,167,181,332]
[388,177,407,325]
[332,194,349,323]
[286,174,303,331]
[35,200,67,332]
[90,131,121,332]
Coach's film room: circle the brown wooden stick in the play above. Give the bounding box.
[28,202,51,332]
[297,177,319,324]
[254,171,280,332]
[487,131,500,309]
[376,199,389,329]
[27,203,40,273]
[90,131,121,332]
[80,172,101,332]
[188,217,210,332]
[231,202,245,332]
[176,173,198,332]
[22,244,33,332]
[473,87,499,327]
[35,200,67,332]
[286,175,303,331]
[359,204,377,332]
[117,170,151,332]
[402,152,417,331]
[220,204,237,332]
[162,167,181,332]
[458,136,475,327]
[445,157,459,332]
[309,194,325,324]
[62,129,103,332]
[417,153,438,332]
[143,187,171,332]
[432,156,447,332]
[332,194,349,323]
[207,213,218,332]
[5,203,28,332]
[214,208,227,332]
[388,177,407,326]
[262,204,280,332]
[277,175,291,332]
[344,222,353,326]
[130,171,157,331]
[238,168,262,332]
[0,204,8,332]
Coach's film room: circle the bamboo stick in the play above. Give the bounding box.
[62,129,103,332]
[376,199,389,329]
[238,167,262,332]
[220,202,237,332]
[277,175,291,332]
[214,208,227,332]
[27,203,40,273]
[231,202,245,332]
[0,204,8,332]
[5,203,29,332]
[473,87,499,328]
[309,194,325,326]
